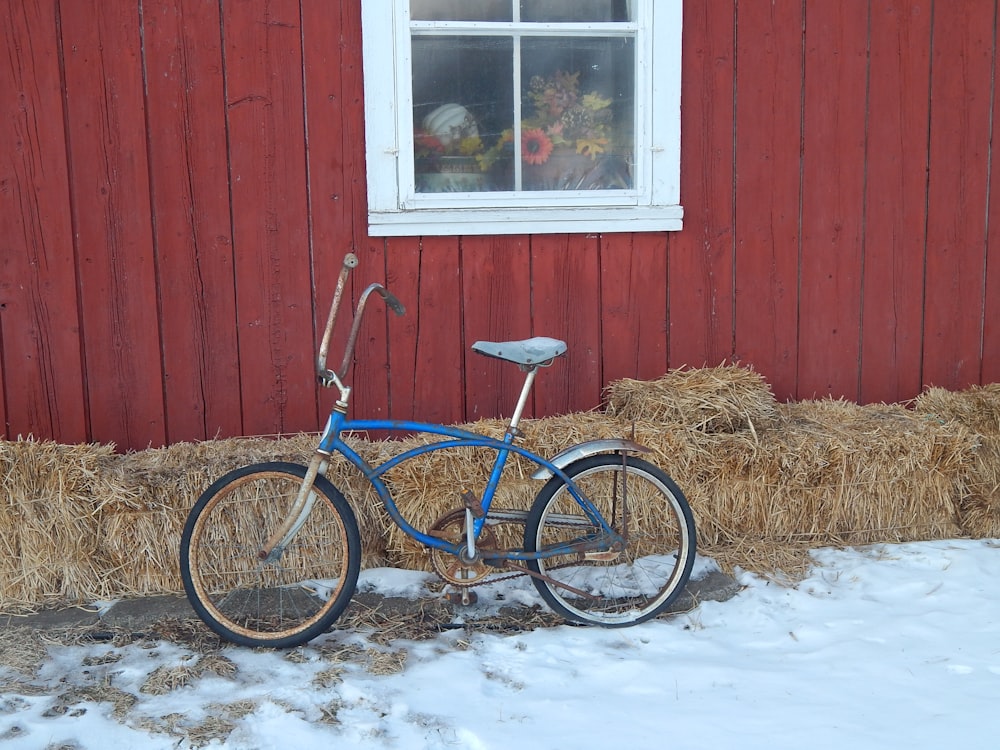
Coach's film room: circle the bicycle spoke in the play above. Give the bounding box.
[180,463,361,648]
[524,455,696,626]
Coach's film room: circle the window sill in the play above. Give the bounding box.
[367,204,684,237]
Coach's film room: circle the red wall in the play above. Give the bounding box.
[3,0,999,450]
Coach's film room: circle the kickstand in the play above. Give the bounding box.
[444,588,478,606]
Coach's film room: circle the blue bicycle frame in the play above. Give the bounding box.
[316,411,620,562]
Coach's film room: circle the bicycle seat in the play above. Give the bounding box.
[471,337,567,366]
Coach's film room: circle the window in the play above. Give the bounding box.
[361,0,683,236]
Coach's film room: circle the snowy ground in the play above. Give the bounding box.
[1,538,998,749]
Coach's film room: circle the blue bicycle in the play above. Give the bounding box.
[180,254,697,648]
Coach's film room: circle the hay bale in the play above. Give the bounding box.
[96,435,314,596]
[376,413,629,571]
[915,385,1000,538]
[915,383,1000,435]
[0,438,121,611]
[99,507,183,596]
[631,399,973,576]
[2,371,994,609]
[372,419,516,571]
[98,433,388,597]
[605,365,780,433]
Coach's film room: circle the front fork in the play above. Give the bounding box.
[257,453,330,564]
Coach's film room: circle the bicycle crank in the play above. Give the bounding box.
[428,509,498,588]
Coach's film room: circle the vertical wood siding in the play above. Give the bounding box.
[3,0,1000,450]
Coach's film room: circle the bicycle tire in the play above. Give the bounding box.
[180,461,361,648]
[524,454,696,627]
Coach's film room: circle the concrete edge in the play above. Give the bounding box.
[2,570,741,635]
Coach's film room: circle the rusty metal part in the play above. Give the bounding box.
[582,549,623,563]
[445,589,479,606]
[461,489,485,519]
[428,509,498,587]
[427,507,623,597]
[496,561,598,601]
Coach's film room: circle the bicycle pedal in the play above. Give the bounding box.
[460,490,486,519]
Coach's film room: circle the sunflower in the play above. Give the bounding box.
[521,128,554,165]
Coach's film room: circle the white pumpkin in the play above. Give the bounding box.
[422,103,478,147]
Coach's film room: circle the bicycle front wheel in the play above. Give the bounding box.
[524,454,696,627]
[180,461,361,648]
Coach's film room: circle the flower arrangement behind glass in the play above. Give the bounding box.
[414,103,484,170]
[478,70,613,172]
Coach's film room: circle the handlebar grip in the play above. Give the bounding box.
[379,288,406,316]
[343,253,359,270]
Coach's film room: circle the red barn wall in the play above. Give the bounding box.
[2,0,999,450]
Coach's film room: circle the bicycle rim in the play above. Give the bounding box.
[181,463,360,648]
[526,455,696,626]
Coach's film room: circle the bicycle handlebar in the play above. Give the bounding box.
[317,253,406,390]
[377,286,406,316]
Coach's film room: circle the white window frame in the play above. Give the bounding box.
[361,0,683,236]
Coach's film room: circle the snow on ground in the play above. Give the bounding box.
[2,539,999,749]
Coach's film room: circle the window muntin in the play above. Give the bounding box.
[409,0,631,23]
[412,34,635,195]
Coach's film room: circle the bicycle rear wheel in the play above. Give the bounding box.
[524,454,696,627]
[180,461,361,648]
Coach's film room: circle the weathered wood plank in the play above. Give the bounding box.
[60,1,166,447]
[860,0,931,403]
[667,0,736,371]
[461,235,533,420]
[984,0,1000,386]
[797,0,868,400]
[325,0,393,426]
[386,238,464,424]
[530,235,602,415]
[143,0,242,443]
[922,3,993,390]
[7,0,1000,451]
[351,241,392,421]
[0,0,87,442]
[301,0,365,420]
[600,233,668,386]
[223,0,316,436]
[732,0,804,401]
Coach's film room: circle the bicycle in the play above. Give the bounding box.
[180,253,697,648]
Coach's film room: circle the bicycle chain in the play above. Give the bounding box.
[428,509,581,588]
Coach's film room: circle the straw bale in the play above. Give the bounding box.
[98,507,184,595]
[914,384,1000,435]
[97,433,389,596]
[630,399,973,576]
[605,365,780,433]
[914,385,1000,538]
[3,374,996,610]
[0,438,117,611]
[101,433,321,514]
[94,434,314,596]
[376,413,630,570]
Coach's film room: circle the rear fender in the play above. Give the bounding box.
[531,439,650,480]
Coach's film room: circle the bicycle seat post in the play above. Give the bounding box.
[506,365,539,440]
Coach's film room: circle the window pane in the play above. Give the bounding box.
[412,36,514,193]
[520,0,632,23]
[516,37,635,191]
[410,0,513,22]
